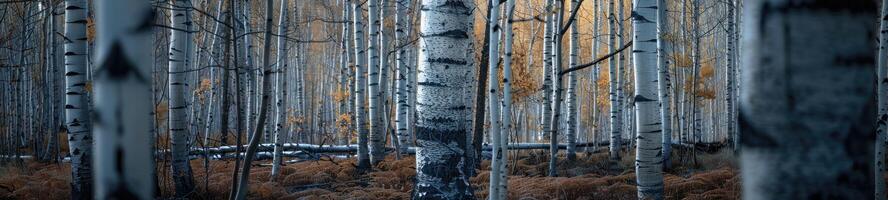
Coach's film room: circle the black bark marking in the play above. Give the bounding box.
[96,42,148,83]
[738,109,777,148]
[415,126,466,144]
[114,147,124,174]
[631,11,654,23]
[418,81,447,87]
[439,0,469,10]
[133,10,155,33]
[833,54,875,66]
[423,29,469,39]
[634,95,656,102]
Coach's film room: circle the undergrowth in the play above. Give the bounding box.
[0,148,753,199]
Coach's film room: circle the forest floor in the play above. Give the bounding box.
[0,148,744,200]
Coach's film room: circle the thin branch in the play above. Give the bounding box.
[559,0,585,37]
[559,40,633,76]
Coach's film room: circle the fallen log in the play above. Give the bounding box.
[187,142,616,156]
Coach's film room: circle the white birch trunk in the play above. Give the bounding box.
[498,1,516,198]
[547,0,564,177]
[740,0,876,198]
[63,0,93,198]
[168,0,196,196]
[367,0,385,165]
[607,0,621,160]
[93,0,155,198]
[271,0,290,179]
[541,0,554,143]
[486,0,503,198]
[395,0,412,154]
[590,0,601,152]
[353,1,371,169]
[656,0,672,170]
[565,0,579,161]
[632,0,663,198]
[204,0,225,144]
[413,0,475,198]
[725,0,737,153]
[878,0,888,198]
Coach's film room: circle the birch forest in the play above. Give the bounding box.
[0,0,883,199]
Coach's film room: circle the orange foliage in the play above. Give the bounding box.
[83,82,92,93]
[194,78,213,103]
[700,63,714,79]
[331,88,349,103]
[155,101,168,124]
[86,18,95,43]
[0,149,752,200]
[672,53,693,68]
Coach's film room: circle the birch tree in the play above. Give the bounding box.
[353,0,371,170]
[394,0,412,155]
[725,0,737,153]
[413,0,475,198]
[168,0,196,196]
[271,0,290,179]
[657,0,671,170]
[547,0,564,177]
[565,0,579,161]
[496,1,517,199]
[368,0,385,165]
[741,0,876,198]
[63,0,93,198]
[607,0,621,160]
[486,0,503,197]
[541,0,554,144]
[878,0,888,198]
[93,0,155,198]
[590,0,601,152]
[632,0,663,198]
[234,0,275,198]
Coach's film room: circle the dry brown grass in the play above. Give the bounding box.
[0,148,753,200]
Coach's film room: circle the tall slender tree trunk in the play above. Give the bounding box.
[877,0,888,198]
[205,1,225,145]
[547,0,564,177]
[656,0,672,170]
[486,0,503,197]
[225,0,242,197]
[234,0,275,198]
[367,0,385,165]
[607,0,621,161]
[616,0,626,154]
[565,0,579,161]
[47,2,63,162]
[725,0,737,153]
[168,0,196,196]
[243,0,257,139]
[497,1,516,199]
[541,0,554,147]
[412,0,475,198]
[689,0,700,165]
[740,0,876,198]
[353,0,371,170]
[271,0,290,179]
[339,0,352,145]
[468,0,493,176]
[590,0,601,152]
[632,0,664,197]
[92,0,155,198]
[63,0,93,198]
[394,0,412,155]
